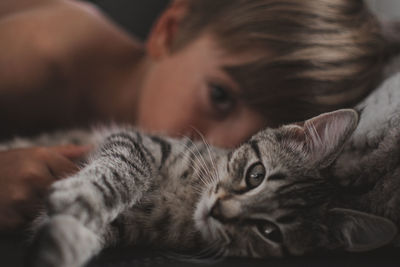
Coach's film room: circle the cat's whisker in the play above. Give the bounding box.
[217,227,231,246]
[171,236,228,264]
[181,143,211,187]
[190,182,207,195]
[190,140,215,185]
[170,147,210,196]
[247,241,260,258]
[190,128,221,186]
[204,141,220,185]
[188,183,203,194]
[182,133,215,184]
[189,160,212,188]
[181,138,214,185]
[166,240,224,264]
[204,243,227,262]
[205,142,221,184]
[191,165,209,187]
[194,244,219,259]
[207,244,228,262]
[181,146,205,177]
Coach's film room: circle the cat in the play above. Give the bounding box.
[11,72,400,267]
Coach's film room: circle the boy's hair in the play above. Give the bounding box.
[173,0,388,126]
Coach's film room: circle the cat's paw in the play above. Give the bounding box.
[46,177,103,222]
[27,215,100,267]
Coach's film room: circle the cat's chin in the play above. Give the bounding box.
[193,191,221,241]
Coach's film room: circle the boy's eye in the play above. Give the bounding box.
[245,162,266,190]
[209,84,235,115]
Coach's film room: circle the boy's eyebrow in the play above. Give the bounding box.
[222,60,277,115]
[222,62,257,96]
[209,64,243,95]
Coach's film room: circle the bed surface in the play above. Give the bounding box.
[1,233,399,267]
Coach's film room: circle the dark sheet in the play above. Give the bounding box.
[1,233,399,267]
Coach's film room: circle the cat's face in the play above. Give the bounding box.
[194,109,397,257]
[194,126,334,257]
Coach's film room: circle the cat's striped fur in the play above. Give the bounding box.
[27,129,228,267]
[6,74,400,266]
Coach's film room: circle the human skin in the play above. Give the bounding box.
[0,145,91,230]
[0,0,267,230]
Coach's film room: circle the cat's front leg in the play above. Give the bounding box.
[28,215,107,267]
[46,163,134,229]
[30,129,171,266]
[44,129,164,228]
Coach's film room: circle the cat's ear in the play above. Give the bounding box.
[302,109,358,167]
[328,208,397,252]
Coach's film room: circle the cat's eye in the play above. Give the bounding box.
[209,84,235,116]
[257,221,283,244]
[245,163,266,190]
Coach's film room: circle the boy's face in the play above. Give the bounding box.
[136,34,267,148]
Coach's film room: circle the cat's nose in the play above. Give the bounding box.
[209,198,241,223]
[209,200,223,221]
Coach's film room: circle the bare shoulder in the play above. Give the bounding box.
[0,0,137,92]
[53,0,140,63]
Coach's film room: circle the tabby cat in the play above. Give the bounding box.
[16,72,400,266]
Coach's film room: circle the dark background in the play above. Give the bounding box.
[87,0,170,40]
[1,0,400,266]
